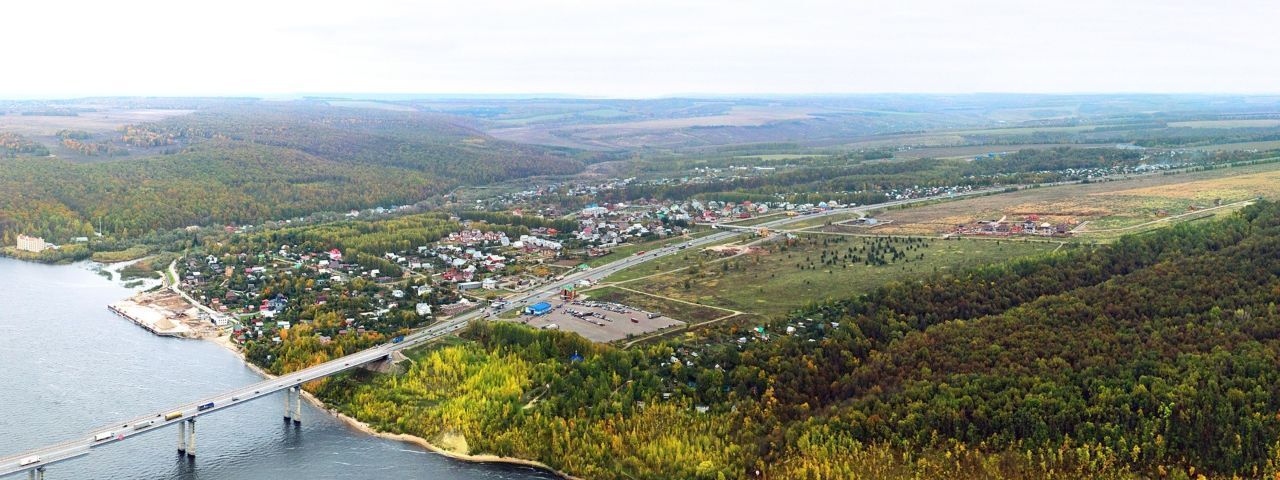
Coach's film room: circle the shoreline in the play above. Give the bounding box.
[204,332,578,480]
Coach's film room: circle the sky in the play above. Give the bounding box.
[3,0,1278,98]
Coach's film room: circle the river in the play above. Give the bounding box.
[0,257,556,480]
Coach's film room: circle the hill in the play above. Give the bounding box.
[0,101,592,246]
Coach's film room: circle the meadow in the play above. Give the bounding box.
[869,161,1280,237]
[612,234,1058,318]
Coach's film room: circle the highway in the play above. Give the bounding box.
[0,186,1004,478]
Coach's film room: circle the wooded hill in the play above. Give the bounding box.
[0,102,595,246]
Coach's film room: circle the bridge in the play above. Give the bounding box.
[0,317,470,479]
[0,188,1011,479]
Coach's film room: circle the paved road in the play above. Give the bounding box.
[0,186,1008,478]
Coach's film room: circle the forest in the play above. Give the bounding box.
[315,201,1280,479]
[0,102,596,248]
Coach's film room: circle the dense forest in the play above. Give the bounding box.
[0,103,594,246]
[318,201,1280,479]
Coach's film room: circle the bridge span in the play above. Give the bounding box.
[0,318,469,479]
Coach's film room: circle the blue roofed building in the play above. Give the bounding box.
[525,301,553,316]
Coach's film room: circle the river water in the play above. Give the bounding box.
[0,257,555,480]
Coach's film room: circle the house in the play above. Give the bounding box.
[482,278,499,290]
[415,303,433,316]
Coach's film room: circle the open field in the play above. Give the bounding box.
[616,235,1057,318]
[776,211,866,230]
[488,105,818,149]
[889,143,1114,160]
[946,125,1098,136]
[1192,140,1280,152]
[602,235,752,283]
[327,100,416,112]
[734,153,832,161]
[1168,119,1280,128]
[868,162,1280,237]
[0,109,192,136]
[583,230,719,267]
[572,106,814,132]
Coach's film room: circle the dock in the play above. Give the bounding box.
[107,301,191,337]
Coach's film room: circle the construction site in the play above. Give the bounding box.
[108,289,220,338]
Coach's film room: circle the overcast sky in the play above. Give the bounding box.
[4,0,1277,98]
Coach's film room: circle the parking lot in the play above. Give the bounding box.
[512,300,686,343]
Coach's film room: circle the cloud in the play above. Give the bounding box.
[2,0,1276,97]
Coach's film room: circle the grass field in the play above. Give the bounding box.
[615,235,1057,318]
[1167,119,1280,128]
[888,143,1115,160]
[583,230,717,268]
[868,162,1280,237]
[778,211,866,230]
[0,109,192,136]
[1193,140,1280,152]
[603,235,751,283]
[947,125,1098,136]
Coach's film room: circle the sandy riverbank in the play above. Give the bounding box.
[204,333,578,479]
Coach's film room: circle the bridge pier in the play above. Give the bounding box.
[28,466,44,480]
[283,387,293,422]
[178,420,187,454]
[185,419,197,458]
[291,386,302,425]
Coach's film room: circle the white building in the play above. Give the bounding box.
[518,235,563,251]
[16,234,48,253]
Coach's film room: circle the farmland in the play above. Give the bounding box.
[867,161,1280,237]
